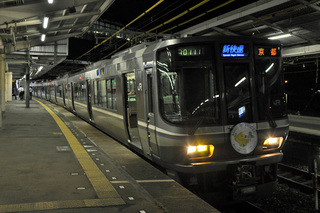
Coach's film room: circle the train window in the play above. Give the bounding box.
[106,80,112,108]
[93,81,98,106]
[112,79,117,110]
[57,85,62,98]
[224,63,252,124]
[74,83,80,102]
[74,82,86,104]
[100,80,107,107]
[93,80,106,108]
[95,78,116,110]
[157,46,220,126]
[256,59,287,119]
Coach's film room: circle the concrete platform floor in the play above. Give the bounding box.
[0,99,219,213]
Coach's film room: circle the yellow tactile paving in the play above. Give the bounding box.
[0,99,126,212]
[0,199,122,213]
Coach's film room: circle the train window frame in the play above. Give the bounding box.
[93,77,117,111]
[74,81,86,104]
[223,62,253,124]
[255,58,287,120]
[156,44,221,126]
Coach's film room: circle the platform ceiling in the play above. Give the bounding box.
[1,0,320,80]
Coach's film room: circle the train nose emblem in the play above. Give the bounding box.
[230,123,258,154]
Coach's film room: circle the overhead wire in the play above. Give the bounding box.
[132,0,193,33]
[75,0,164,60]
[101,0,235,59]
[101,0,213,59]
[143,0,235,41]
[95,0,191,60]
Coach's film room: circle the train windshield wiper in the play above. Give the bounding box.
[188,98,217,135]
[259,94,277,128]
[188,117,205,135]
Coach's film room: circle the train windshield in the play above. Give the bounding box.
[256,58,287,120]
[156,46,220,126]
[224,63,252,124]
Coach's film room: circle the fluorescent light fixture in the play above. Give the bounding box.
[268,33,291,40]
[35,66,44,75]
[48,0,53,4]
[41,34,46,41]
[43,17,49,29]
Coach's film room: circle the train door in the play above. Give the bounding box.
[146,69,160,157]
[86,80,94,122]
[124,72,141,149]
[54,85,58,103]
[62,83,66,107]
[71,82,76,112]
[66,83,72,109]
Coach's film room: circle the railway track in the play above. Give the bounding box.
[214,201,268,213]
[277,163,320,194]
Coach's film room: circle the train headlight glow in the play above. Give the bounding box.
[263,137,283,150]
[187,145,214,158]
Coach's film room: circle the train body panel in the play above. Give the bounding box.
[33,36,289,200]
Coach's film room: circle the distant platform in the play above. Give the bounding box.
[288,114,320,137]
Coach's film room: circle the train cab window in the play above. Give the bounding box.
[224,63,252,124]
[256,59,287,120]
[157,46,220,126]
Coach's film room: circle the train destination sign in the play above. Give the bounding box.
[178,46,204,56]
[256,47,280,57]
[221,44,248,57]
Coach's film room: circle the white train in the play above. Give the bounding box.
[33,36,289,201]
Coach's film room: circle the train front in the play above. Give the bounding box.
[153,36,289,200]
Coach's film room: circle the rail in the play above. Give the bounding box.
[277,163,319,194]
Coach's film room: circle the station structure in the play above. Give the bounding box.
[0,0,320,212]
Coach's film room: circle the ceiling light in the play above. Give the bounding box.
[48,0,53,4]
[43,17,49,29]
[268,33,291,40]
[41,34,46,42]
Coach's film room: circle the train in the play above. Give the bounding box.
[32,36,289,201]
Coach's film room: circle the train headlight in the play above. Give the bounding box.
[263,137,283,150]
[187,145,214,158]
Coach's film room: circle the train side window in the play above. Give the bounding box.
[93,81,98,105]
[105,78,117,110]
[112,79,117,110]
[80,82,86,103]
[58,85,62,98]
[74,83,80,102]
[147,72,153,113]
[100,79,107,107]
[106,79,112,108]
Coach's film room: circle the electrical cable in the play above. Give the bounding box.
[102,0,235,59]
[75,0,164,60]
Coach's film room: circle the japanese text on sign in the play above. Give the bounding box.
[257,47,280,57]
[221,44,248,57]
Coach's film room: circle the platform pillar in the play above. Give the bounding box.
[25,65,30,108]
[0,39,5,124]
[5,72,12,102]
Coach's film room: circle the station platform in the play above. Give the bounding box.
[0,99,219,213]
